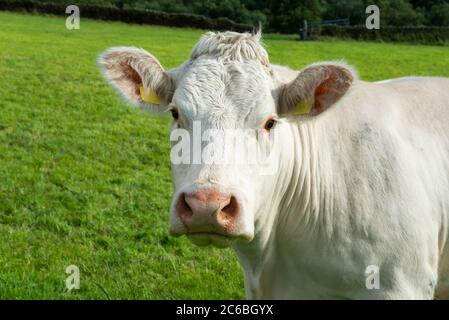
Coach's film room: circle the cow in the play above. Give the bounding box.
[98,31,449,299]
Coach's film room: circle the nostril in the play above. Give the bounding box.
[177,193,193,220]
[221,196,239,218]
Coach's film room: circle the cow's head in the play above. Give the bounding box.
[99,31,355,248]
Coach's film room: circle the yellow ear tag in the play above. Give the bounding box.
[293,99,313,116]
[140,86,160,105]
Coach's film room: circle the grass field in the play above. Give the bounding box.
[0,11,448,299]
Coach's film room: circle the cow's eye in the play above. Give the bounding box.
[170,108,179,120]
[264,118,277,131]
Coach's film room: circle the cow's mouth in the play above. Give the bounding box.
[187,232,235,248]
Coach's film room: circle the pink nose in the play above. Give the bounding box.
[176,189,240,234]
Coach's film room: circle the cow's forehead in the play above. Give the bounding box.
[172,58,275,127]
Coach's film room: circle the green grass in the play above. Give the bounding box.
[0,11,448,299]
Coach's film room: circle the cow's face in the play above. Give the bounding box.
[167,57,279,247]
[99,32,355,248]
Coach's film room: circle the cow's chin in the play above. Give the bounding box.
[187,233,235,248]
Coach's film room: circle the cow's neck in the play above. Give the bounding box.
[233,120,326,298]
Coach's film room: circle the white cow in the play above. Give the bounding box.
[99,31,449,299]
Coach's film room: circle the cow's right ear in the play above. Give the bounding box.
[278,62,356,117]
[98,47,174,111]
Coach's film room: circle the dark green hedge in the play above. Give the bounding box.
[310,25,449,45]
[1,0,448,44]
[0,0,254,32]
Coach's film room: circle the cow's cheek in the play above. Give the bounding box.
[170,164,191,191]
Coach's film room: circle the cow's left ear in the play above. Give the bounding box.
[278,62,357,117]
